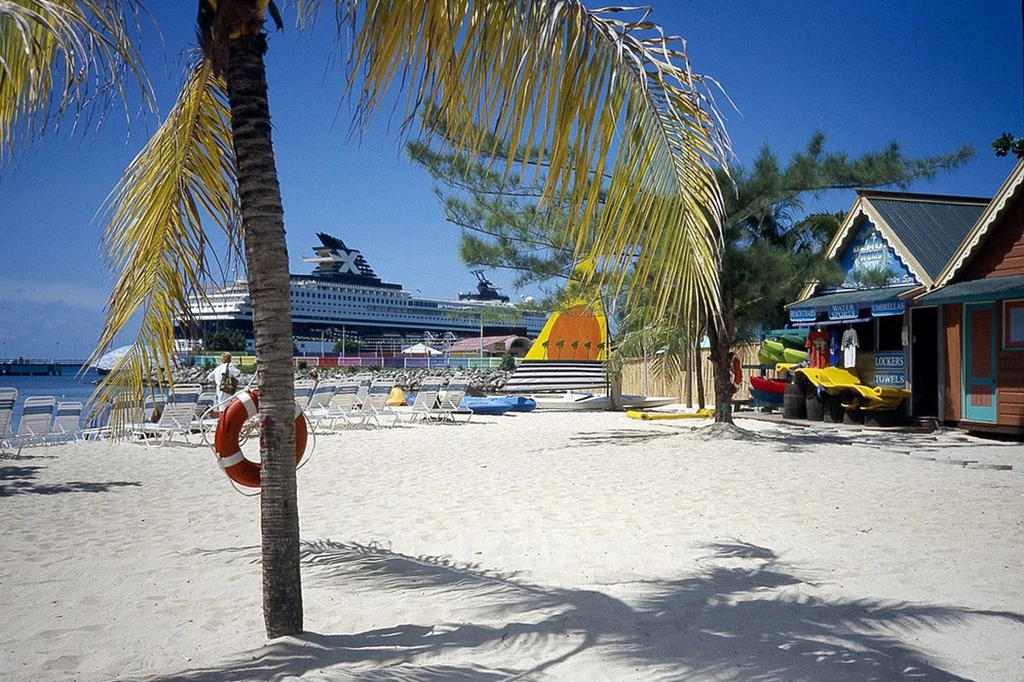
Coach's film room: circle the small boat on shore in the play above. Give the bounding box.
[532,392,676,411]
[460,397,515,416]
[749,376,787,394]
[626,408,714,421]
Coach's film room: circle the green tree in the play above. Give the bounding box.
[332,338,361,354]
[205,328,247,353]
[3,1,729,638]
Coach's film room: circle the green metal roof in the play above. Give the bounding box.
[788,286,916,310]
[869,198,987,281]
[918,274,1024,305]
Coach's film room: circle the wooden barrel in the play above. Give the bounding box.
[822,393,846,423]
[843,408,865,425]
[805,388,825,421]
[783,380,806,419]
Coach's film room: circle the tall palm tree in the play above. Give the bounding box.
[2,0,729,638]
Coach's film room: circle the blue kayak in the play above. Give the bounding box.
[506,396,537,412]
[460,397,515,415]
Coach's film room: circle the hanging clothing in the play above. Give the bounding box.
[829,328,841,367]
[806,329,830,369]
[841,328,860,369]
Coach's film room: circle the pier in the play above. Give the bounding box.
[0,360,89,376]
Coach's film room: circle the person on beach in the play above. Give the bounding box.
[207,352,241,414]
[308,367,319,388]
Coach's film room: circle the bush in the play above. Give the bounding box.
[297,360,308,371]
[499,353,517,372]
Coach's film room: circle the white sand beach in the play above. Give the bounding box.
[1,412,1022,681]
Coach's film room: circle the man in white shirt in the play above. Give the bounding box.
[207,351,242,413]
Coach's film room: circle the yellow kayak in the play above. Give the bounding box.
[626,408,714,421]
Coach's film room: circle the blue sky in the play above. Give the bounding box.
[0,1,1020,358]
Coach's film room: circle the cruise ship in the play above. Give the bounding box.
[179,233,546,351]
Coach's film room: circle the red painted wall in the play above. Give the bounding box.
[961,196,1024,279]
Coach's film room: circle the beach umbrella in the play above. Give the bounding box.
[92,345,135,371]
[401,342,441,355]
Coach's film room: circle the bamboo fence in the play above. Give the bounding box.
[619,341,762,405]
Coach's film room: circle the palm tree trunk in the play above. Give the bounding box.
[708,285,735,424]
[226,32,303,638]
[694,338,705,410]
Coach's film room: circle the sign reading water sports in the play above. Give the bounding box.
[789,307,816,322]
[872,299,906,317]
[829,303,859,320]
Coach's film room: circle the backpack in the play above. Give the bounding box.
[218,366,239,394]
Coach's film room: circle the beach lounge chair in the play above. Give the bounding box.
[14,395,56,453]
[81,401,115,441]
[0,388,17,452]
[361,381,399,428]
[308,382,336,414]
[133,384,203,445]
[293,380,315,410]
[394,377,444,423]
[192,391,221,435]
[314,381,363,429]
[48,401,84,443]
[437,376,473,423]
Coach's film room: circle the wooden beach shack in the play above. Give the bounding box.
[787,190,988,421]
[916,161,1024,435]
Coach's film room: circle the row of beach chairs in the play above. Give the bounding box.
[0,374,476,453]
[0,388,109,454]
[0,384,219,452]
[298,373,474,429]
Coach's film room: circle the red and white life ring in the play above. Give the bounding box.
[730,353,743,395]
[213,390,308,488]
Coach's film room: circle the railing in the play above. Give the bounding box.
[183,354,515,370]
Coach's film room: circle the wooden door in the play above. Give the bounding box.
[963,302,997,423]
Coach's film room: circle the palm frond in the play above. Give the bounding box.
[87,60,240,427]
[300,0,729,325]
[0,0,151,164]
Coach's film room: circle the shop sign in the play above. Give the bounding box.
[789,307,816,323]
[821,221,916,292]
[873,371,906,387]
[828,303,859,320]
[873,352,905,370]
[872,299,905,317]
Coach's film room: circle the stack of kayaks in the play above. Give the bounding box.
[758,329,808,367]
[749,375,786,407]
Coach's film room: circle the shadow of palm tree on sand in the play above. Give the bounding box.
[142,539,1022,681]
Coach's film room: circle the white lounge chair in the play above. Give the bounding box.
[311,382,358,429]
[394,377,443,424]
[133,385,202,445]
[308,382,337,414]
[0,388,17,452]
[14,395,56,453]
[49,401,84,443]
[438,376,473,423]
[293,380,315,410]
[361,381,399,428]
[81,402,114,441]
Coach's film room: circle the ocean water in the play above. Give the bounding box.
[2,370,104,434]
